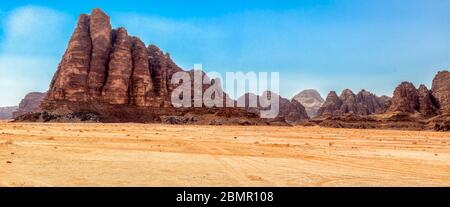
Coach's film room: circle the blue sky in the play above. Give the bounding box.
[1,0,450,106]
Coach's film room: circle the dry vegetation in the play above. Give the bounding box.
[1,120,450,186]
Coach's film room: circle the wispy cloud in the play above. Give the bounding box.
[1,6,71,56]
[0,6,71,106]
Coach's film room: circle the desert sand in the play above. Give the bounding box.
[1,121,449,186]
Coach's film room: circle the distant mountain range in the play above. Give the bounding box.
[0,106,18,120]
[0,92,46,120]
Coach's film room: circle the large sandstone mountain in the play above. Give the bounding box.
[46,9,178,107]
[12,92,47,118]
[18,8,308,125]
[316,89,390,117]
[0,106,18,120]
[292,89,324,118]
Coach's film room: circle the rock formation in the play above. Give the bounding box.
[383,70,449,118]
[339,89,358,115]
[317,89,390,117]
[130,37,153,106]
[0,106,18,120]
[377,95,392,110]
[44,9,187,109]
[12,92,47,118]
[48,14,91,102]
[237,91,310,124]
[417,85,439,117]
[312,73,447,131]
[356,90,389,115]
[292,89,324,118]
[102,28,133,105]
[388,82,420,113]
[431,70,450,114]
[88,8,112,99]
[388,81,440,117]
[316,91,342,116]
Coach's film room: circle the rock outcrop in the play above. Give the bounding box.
[12,92,47,118]
[44,9,186,109]
[388,82,420,113]
[312,73,447,131]
[292,89,324,118]
[317,91,342,116]
[0,106,18,119]
[237,91,310,124]
[377,95,392,110]
[418,85,439,117]
[386,71,448,118]
[339,89,358,115]
[356,90,389,115]
[431,70,450,114]
[317,89,390,117]
[388,81,440,117]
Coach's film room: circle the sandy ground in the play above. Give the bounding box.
[1,121,450,186]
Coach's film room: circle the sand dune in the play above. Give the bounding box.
[1,121,449,186]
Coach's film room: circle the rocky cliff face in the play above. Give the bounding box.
[386,70,448,117]
[45,9,184,109]
[0,106,18,119]
[432,70,450,114]
[12,92,47,118]
[292,89,324,118]
[316,89,388,117]
[417,84,439,117]
[356,90,390,115]
[317,91,342,117]
[88,8,112,99]
[388,81,441,117]
[339,89,358,115]
[48,14,91,102]
[388,82,420,113]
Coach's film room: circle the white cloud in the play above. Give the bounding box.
[0,6,71,106]
[1,6,71,56]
